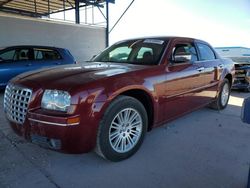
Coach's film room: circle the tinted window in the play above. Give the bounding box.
[14,49,33,61]
[137,47,153,59]
[0,50,15,61]
[109,46,132,61]
[34,48,61,60]
[172,43,198,63]
[197,43,216,61]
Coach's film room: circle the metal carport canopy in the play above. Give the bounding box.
[0,0,106,17]
[0,0,133,47]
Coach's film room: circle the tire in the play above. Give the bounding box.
[95,95,148,162]
[210,78,231,110]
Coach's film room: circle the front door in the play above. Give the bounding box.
[160,39,206,123]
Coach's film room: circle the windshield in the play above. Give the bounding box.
[92,39,168,65]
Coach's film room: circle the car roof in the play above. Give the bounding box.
[115,36,209,45]
[0,45,65,51]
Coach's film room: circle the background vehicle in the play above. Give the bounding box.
[231,57,250,92]
[242,97,250,124]
[241,97,250,188]
[4,37,235,161]
[215,47,250,92]
[0,45,76,89]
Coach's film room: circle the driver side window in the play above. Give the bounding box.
[172,43,198,64]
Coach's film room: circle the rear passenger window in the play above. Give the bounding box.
[34,48,61,60]
[197,43,216,61]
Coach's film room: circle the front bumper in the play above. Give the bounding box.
[232,77,250,90]
[8,110,96,154]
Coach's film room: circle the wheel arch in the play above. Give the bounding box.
[224,73,233,87]
[119,89,155,131]
[94,86,156,132]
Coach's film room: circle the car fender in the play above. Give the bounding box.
[218,59,235,88]
[83,74,156,127]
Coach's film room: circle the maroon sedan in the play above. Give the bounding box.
[4,37,235,161]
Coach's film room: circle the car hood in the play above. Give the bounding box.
[13,62,147,90]
[235,63,250,70]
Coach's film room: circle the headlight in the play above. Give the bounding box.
[41,90,71,112]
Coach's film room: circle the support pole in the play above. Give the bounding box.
[75,0,80,24]
[34,0,37,17]
[105,0,109,47]
[109,0,135,34]
[63,0,66,20]
[47,0,50,18]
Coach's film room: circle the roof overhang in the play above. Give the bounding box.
[0,0,105,17]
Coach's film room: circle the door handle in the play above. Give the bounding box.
[26,63,32,66]
[196,67,205,72]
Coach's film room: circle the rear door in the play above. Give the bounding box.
[194,42,222,102]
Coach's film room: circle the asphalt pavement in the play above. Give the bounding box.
[0,90,249,188]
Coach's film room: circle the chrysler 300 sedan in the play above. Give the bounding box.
[4,37,235,161]
[0,45,76,89]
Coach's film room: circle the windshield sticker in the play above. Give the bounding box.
[143,39,164,45]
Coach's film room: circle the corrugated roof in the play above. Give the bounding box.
[0,0,103,17]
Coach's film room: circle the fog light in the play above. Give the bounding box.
[49,139,61,149]
[31,134,61,150]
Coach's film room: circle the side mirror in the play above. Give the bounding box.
[173,54,191,63]
[241,97,250,124]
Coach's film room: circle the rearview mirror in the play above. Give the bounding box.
[241,97,250,124]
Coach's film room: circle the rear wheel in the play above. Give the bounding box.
[210,78,230,110]
[96,96,148,162]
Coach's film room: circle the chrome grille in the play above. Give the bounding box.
[235,69,247,82]
[4,84,32,124]
[235,69,245,75]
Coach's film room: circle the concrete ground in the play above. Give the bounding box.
[0,90,249,188]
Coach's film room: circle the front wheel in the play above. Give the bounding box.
[95,96,148,162]
[210,78,231,110]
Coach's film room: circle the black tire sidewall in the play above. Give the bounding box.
[98,96,148,161]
